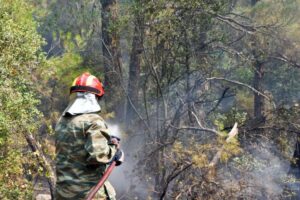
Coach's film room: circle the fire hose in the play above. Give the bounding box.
[86,135,122,200]
[85,161,117,200]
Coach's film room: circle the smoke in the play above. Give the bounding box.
[106,123,149,199]
[224,141,291,199]
[107,123,123,139]
[248,145,288,197]
[103,66,300,199]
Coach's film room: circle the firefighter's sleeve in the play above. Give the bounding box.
[84,119,117,164]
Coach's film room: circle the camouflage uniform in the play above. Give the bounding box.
[55,113,117,200]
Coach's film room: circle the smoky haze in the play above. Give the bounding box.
[106,123,149,199]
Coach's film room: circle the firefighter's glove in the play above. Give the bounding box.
[113,149,124,166]
[109,135,120,149]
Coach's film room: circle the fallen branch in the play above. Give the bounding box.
[207,123,238,180]
[23,132,55,199]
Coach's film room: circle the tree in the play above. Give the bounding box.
[101,0,124,119]
[0,0,54,198]
[126,0,144,124]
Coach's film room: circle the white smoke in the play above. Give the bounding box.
[106,123,149,199]
[107,123,123,139]
[223,141,291,199]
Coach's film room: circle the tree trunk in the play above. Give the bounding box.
[253,61,264,118]
[101,0,123,119]
[126,18,144,124]
[251,0,264,119]
[290,137,300,177]
[251,0,258,6]
[184,31,193,125]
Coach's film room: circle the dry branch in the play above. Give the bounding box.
[207,77,276,109]
[214,14,256,34]
[24,132,55,198]
[207,122,238,180]
[270,54,300,68]
[160,162,193,200]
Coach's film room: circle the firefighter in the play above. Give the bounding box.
[55,72,124,200]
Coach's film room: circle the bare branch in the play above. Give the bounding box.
[207,87,230,115]
[191,111,204,128]
[160,162,193,200]
[170,125,220,136]
[270,53,300,68]
[207,77,276,109]
[214,14,256,34]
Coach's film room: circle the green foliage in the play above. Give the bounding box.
[214,108,247,131]
[0,0,46,198]
[172,140,210,168]
[236,90,254,114]
[0,146,33,200]
[220,137,242,163]
[233,154,268,172]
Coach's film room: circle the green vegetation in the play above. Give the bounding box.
[0,0,44,199]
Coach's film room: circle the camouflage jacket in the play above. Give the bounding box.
[55,113,117,200]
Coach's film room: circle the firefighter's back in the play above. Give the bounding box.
[55,113,107,200]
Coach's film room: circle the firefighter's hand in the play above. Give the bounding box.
[109,135,120,149]
[114,149,124,166]
[110,137,120,149]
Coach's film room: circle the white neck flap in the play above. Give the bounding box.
[63,92,101,116]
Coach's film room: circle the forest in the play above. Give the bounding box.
[1,0,300,199]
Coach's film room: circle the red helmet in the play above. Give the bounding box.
[70,72,105,97]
